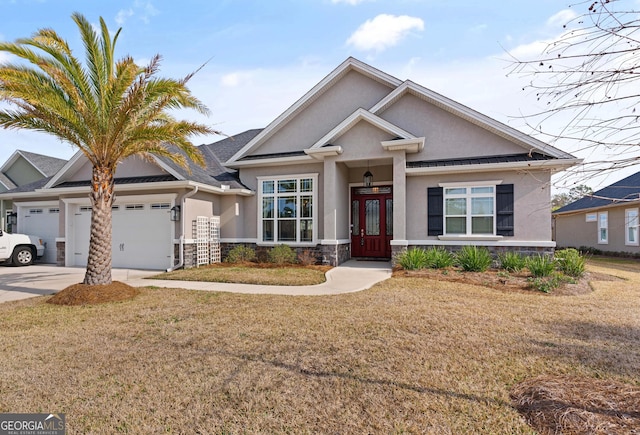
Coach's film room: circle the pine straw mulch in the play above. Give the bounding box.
[47,281,140,306]
[511,375,640,435]
[394,267,621,296]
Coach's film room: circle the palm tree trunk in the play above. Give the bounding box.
[83,165,115,285]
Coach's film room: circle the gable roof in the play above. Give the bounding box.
[201,128,263,164]
[0,172,17,190]
[554,171,640,214]
[371,81,575,160]
[0,150,67,178]
[226,58,577,167]
[227,57,403,165]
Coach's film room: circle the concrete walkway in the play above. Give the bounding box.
[0,260,392,303]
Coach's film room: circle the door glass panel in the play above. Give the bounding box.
[352,200,359,235]
[365,199,380,236]
[386,199,393,236]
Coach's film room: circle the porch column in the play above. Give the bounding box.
[323,156,338,241]
[392,151,407,242]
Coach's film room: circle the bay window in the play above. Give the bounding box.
[259,175,316,243]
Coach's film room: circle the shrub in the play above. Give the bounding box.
[425,247,455,269]
[397,247,429,270]
[268,244,298,265]
[224,245,256,263]
[528,273,575,293]
[297,249,318,266]
[456,246,492,272]
[527,254,555,277]
[498,251,526,272]
[555,248,586,277]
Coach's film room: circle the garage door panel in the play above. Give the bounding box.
[19,206,59,264]
[72,202,172,270]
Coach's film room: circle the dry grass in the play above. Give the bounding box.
[512,375,640,434]
[0,260,638,433]
[151,262,331,286]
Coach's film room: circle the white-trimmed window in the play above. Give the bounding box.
[444,185,495,235]
[625,208,639,246]
[598,211,608,244]
[259,175,316,244]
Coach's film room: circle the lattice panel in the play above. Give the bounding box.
[195,216,210,266]
[209,216,221,263]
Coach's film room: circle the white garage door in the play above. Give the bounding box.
[72,201,173,270]
[18,205,60,263]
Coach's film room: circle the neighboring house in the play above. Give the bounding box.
[0,150,67,235]
[0,58,580,269]
[553,171,640,255]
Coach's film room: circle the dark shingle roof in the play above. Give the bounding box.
[240,150,308,161]
[19,150,67,176]
[200,129,263,163]
[554,171,640,214]
[407,152,554,168]
[3,176,52,193]
[55,175,177,188]
[0,173,16,190]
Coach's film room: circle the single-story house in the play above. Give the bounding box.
[0,150,67,235]
[0,57,580,269]
[553,171,640,255]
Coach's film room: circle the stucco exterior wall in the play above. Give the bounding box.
[255,70,395,155]
[555,205,640,254]
[4,156,43,186]
[381,93,528,160]
[67,155,168,182]
[406,169,552,242]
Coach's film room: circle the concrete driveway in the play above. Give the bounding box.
[0,264,157,303]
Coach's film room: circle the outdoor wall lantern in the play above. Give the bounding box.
[170,205,181,222]
[7,212,17,226]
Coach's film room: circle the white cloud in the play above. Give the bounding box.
[331,0,369,4]
[546,9,577,29]
[346,14,424,52]
[115,8,134,26]
[114,0,158,26]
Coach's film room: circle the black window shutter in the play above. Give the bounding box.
[496,184,514,236]
[427,187,443,236]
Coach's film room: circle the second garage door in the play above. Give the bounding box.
[72,201,173,270]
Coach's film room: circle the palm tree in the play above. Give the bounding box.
[0,13,217,285]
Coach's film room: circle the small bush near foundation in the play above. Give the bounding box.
[555,248,586,277]
[398,248,429,270]
[527,254,555,277]
[425,247,455,269]
[268,244,298,265]
[456,246,492,272]
[498,251,526,272]
[225,245,256,263]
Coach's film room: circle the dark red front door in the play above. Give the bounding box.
[351,186,392,258]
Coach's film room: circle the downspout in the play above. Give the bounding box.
[166,185,199,272]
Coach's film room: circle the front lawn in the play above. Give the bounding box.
[151,263,331,286]
[0,260,638,433]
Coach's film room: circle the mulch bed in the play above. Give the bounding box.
[47,281,140,306]
[393,268,621,295]
[511,375,640,434]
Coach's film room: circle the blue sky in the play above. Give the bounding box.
[0,0,622,189]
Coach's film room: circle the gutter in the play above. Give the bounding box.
[166,185,199,272]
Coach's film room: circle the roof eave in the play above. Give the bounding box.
[406,158,582,176]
